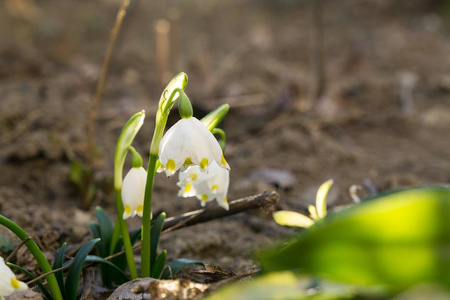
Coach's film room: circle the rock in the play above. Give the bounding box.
[5,289,43,300]
[108,278,209,300]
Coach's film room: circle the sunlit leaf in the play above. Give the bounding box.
[260,187,450,289]
[273,211,314,228]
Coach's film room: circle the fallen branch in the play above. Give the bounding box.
[162,191,279,233]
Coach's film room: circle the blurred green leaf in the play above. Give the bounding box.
[150,212,166,276]
[85,255,130,282]
[152,250,167,279]
[0,234,14,252]
[260,187,450,289]
[52,242,67,298]
[65,239,100,300]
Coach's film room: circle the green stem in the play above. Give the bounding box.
[114,190,138,279]
[142,87,183,277]
[141,153,158,277]
[0,215,63,300]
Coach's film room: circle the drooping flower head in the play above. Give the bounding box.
[0,257,28,299]
[177,161,230,210]
[121,167,147,219]
[158,117,230,177]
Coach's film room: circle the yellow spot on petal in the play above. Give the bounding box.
[125,205,131,215]
[190,173,198,181]
[223,198,228,203]
[201,194,208,201]
[212,184,218,191]
[200,158,208,170]
[221,155,227,166]
[136,205,143,213]
[166,159,176,172]
[11,277,20,289]
[184,183,192,193]
[184,157,192,166]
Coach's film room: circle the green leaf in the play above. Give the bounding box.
[114,111,145,189]
[161,258,204,279]
[150,212,166,274]
[52,243,67,298]
[95,207,114,287]
[260,187,450,289]
[85,255,130,282]
[8,262,53,300]
[201,104,230,131]
[65,239,100,300]
[89,223,101,240]
[152,250,167,279]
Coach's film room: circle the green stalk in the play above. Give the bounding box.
[141,112,168,277]
[0,215,63,300]
[114,190,138,279]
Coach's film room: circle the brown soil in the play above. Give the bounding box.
[0,0,449,292]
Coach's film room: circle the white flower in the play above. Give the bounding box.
[273,179,334,228]
[122,167,147,219]
[158,117,230,177]
[177,161,230,210]
[0,257,28,299]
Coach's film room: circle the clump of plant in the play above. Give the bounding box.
[0,73,232,298]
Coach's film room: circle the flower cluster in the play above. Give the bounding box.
[121,115,231,219]
[0,257,28,299]
[177,160,230,210]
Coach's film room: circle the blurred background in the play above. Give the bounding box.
[0,0,449,273]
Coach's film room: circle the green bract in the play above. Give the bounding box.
[260,187,450,289]
[114,110,145,189]
[159,72,188,112]
[200,104,229,131]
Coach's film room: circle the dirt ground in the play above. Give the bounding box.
[0,0,449,292]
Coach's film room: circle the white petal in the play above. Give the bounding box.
[121,167,147,219]
[159,117,228,176]
[0,257,27,296]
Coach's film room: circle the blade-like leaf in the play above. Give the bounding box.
[201,104,230,131]
[260,187,450,289]
[8,262,53,300]
[152,250,167,279]
[150,212,166,274]
[85,255,130,282]
[95,207,114,287]
[161,258,204,279]
[65,239,100,300]
[114,111,145,190]
[52,242,67,298]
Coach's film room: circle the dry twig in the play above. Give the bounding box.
[87,0,131,163]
